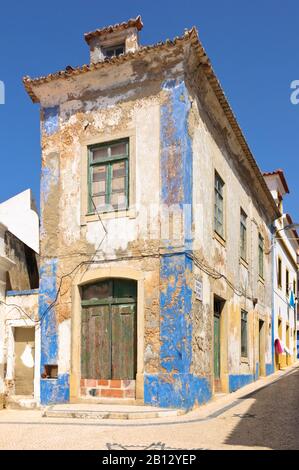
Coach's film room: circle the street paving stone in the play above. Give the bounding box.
[0,365,298,450]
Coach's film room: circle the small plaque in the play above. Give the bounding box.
[195,278,203,301]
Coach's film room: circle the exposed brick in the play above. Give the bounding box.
[97,379,109,386]
[101,389,124,398]
[80,387,87,396]
[110,380,122,388]
[80,379,86,387]
[96,389,102,397]
[86,379,97,387]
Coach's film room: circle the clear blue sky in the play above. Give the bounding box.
[0,1,299,220]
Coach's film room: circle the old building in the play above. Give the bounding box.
[0,190,39,408]
[263,171,299,368]
[23,17,280,409]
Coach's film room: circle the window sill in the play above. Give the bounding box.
[81,208,136,225]
[213,231,226,247]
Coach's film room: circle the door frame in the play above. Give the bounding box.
[213,295,227,392]
[70,267,145,401]
[5,319,40,400]
[258,319,266,377]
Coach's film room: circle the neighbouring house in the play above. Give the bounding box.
[23,16,280,409]
[263,171,299,368]
[0,189,39,408]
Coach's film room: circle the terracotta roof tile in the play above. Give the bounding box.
[263,169,290,194]
[84,15,143,44]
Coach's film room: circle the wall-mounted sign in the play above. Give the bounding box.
[195,278,203,302]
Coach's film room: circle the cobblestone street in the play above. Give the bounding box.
[0,365,298,450]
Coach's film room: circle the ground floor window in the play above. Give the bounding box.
[241,309,248,357]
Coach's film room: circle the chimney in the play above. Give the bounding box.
[84,16,143,64]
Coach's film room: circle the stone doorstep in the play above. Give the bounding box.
[42,404,186,420]
[5,395,39,410]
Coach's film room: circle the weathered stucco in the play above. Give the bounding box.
[25,25,277,408]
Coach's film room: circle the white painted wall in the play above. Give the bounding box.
[0,189,39,253]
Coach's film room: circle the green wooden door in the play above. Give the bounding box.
[81,305,111,379]
[112,303,136,379]
[81,301,136,380]
[214,314,220,379]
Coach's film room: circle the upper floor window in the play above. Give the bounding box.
[88,139,129,213]
[258,233,264,279]
[277,257,282,288]
[240,209,247,261]
[103,44,125,58]
[214,172,224,238]
[293,279,296,296]
[286,269,290,297]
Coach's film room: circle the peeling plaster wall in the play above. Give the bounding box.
[189,67,273,392]
[37,49,186,406]
[35,41,275,406]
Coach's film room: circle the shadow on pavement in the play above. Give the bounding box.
[225,367,299,450]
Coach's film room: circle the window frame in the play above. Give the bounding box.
[258,233,264,279]
[241,309,248,358]
[214,171,225,239]
[103,43,125,58]
[240,208,247,261]
[88,138,129,214]
[286,269,290,297]
[277,256,282,289]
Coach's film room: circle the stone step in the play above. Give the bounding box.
[42,403,186,420]
[6,395,38,410]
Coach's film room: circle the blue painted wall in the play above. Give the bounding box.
[266,363,273,376]
[229,374,254,393]
[42,106,59,136]
[39,259,69,404]
[144,79,211,409]
[6,289,39,297]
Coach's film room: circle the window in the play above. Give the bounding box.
[277,257,282,288]
[258,234,264,278]
[293,280,296,296]
[241,310,248,357]
[88,139,129,213]
[214,172,224,238]
[286,269,290,297]
[240,209,247,261]
[103,44,125,58]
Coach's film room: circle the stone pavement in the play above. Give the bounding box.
[0,363,298,450]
